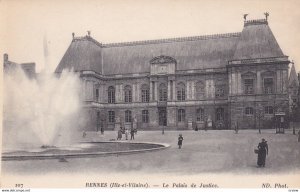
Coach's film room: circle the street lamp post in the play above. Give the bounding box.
[291,103,296,135]
[257,104,263,134]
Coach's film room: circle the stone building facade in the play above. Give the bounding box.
[55,18,291,131]
[3,53,36,78]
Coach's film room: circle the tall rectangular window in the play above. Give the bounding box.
[108,111,115,123]
[142,110,149,123]
[108,86,115,103]
[196,108,204,121]
[124,85,132,103]
[216,108,224,121]
[125,110,132,122]
[177,109,185,122]
[177,83,186,101]
[264,78,273,94]
[244,79,254,94]
[141,89,150,102]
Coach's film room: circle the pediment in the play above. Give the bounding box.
[150,55,177,64]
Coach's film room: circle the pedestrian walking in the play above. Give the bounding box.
[178,134,184,149]
[235,122,239,134]
[257,138,268,167]
[125,128,129,140]
[82,131,87,138]
[130,128,135,140]
[117,129,122,140]
[298,130,300,142]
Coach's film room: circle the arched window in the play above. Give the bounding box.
[108,86,115,103]
[141,84,150,103]
[177,109,185,122]
[245,107,254,115]
[195,81,205,99]
[196,108,204,121]
[125,110,132,122]
[177,82,186,101]
[124,85,132,103]
[216,107,224,121]
[159,83,167,101]
[142,110,149,123]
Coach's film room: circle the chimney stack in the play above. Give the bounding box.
[3,53,8,63]
[72,32,75,39]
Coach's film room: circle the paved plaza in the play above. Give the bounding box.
[2,129,300,175]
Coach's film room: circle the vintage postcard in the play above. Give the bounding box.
[1,0,300,190]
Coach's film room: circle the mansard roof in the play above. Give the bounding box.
[55,35,103,73]
[102,33,240,75]
[55,18,288,75]
[233,19,285,60]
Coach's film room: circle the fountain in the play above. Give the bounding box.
[2,61,169,161]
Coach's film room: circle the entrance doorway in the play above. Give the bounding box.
[158,107,167,126]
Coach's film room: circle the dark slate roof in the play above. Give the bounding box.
[55,36,103,73]
[55,19,287,75]
[289,63,299,87]
[102,33,240,75]
[233,19,285,60]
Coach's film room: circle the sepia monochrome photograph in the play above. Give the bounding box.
[1,0,300,189]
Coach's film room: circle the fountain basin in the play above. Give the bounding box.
[2,141,170,161]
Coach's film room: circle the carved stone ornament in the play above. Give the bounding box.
[150,55,177,64]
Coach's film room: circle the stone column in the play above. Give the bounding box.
[136,83,140,102]
[150,81,153,101]
[257,71,261,94]
[237,71,242,94]
[191,81,195,100]
[132,83,136,102]
[276,70,281,94]
[173,80,176,100]
[186,81,190,100]
[283,70,288,93]
[228,73,232,95]
[168,80,171,101]
[85,80,94,101]
[119,84,123,102]
[154,81,158,101]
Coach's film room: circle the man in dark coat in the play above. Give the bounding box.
[117,129,122,140]
[257,138,268,167]
[130,128,135,140]
[178,134,183,149]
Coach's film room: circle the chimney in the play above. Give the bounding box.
[87,31,91,37]
[3,53,8,63]
[72,32,75,39]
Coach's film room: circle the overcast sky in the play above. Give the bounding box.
[1,0,300,72]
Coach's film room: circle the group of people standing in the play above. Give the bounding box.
[117,128,135,140]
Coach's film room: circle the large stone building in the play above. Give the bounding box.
[55,18,291,131]
[288,63,299,107]
[3,53,36,78]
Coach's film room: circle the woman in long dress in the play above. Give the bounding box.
[178,134,183,149]
[257,138,268,167]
